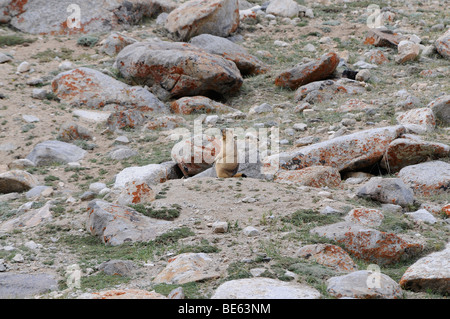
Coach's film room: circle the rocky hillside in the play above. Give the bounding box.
[0,0,449,300]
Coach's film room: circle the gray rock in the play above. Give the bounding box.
[427,95,450,125]
[357,177,415,208]
[108,147,139,161]
[189,34,268,76]
[0,170,38,194]
[398,160,450,196]
[25,185,52,199]
[405,209,437,224]
[97,260,137,277]
[327,270,403,299]
[0,273,58,298]
[86,200,172,246]
[211,277,321,299]
[26,140,87,166]
[113,163,172,189]
[100,32,137,56]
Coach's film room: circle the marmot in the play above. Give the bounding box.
[215,128,246,178]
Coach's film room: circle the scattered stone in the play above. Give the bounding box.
[22,114,40,123]
[25,185,53,199]
[364,29,404,48]
[364,49,389,65]
[153,253,220,285]
[113,163,173,189]
[266,0,300,18]
[396,108,436,134]
[396,40,420,64]
[58,122,93,142]
[435,29,450,60]
[17,61,30,73]
[100,32,137,56]
[170,96,239,115]
[0,52,12,63]
[108,147,139,161]
[327,270,403,299]
[345,207,384,227]
[212,221,228,233]
[427,95,450,125]
[355,69,371,82]
[31,88,47,100]
[211,278,321,299]
[243,226,259,237]
[0,201,53,232]
[116,181,156,206]
[97,260,137,277]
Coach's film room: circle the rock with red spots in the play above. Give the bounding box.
[427,95,450,125]
[344,207,384,227]
[442,204,450,217]
[1,0,176,35]
[400,242,450,294]
[146,115,186,130]
[266,126,405,174]
[165,0,239,41]
[115,40,243,100]
[57,121,93,142]
[395,40,420,64]
[356,177,415,208]
[275,52,339,90]
[171,134,221,177]
[296,244,358,273]
[435,29,450,60]
[311,221,423,265]
[170,96,240,115]
[189,34,268,76]
[337,99,374,113]
[396,108,436,134]
[153,253,220,285]
[363,28,404,48]
[106,109,147,132]
[52,67,167,114]
[398,161,450,196]
[274,166,341,188]
[116,181,156,206]
[380,138,450,172]
[100,32,137,56]
[86,200,172,246]
[327,270,403,299]
[364,49,389,65]
[113,163,175,189]
[294,78,366,104]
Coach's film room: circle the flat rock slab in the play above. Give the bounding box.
[165,0,239,41]
[275,166,341,188]
[153,253,220,285]
[380,138,450,172]
[275,52,339,90]
[398,160,450,196]
[116,40,243,100]
[189,34,268,76]
[211,277,321,299]
[400,242,450,294]
[266,126,405,173]
[327,270,403,299]
[297,244,358,273]
[170,96,239,115]
[0,170,38,194]
[0,273,58,298]
[52,67,166,113]
[26,140,87,166]
[364,29,404,48]
[86,200,172,246]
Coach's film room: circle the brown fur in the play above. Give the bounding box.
[215,128,244,178]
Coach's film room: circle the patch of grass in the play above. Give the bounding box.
[78,272,131,291]
[31,48,74,63]
[0,35,35,47]
[77,35,99,48]
[153,282,206,299]
[282,209,343,227]
[178,239,220,254]
[378,212,414,234]
[129,204,181,221]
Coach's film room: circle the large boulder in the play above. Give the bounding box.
[0,170,38,194]
[396,108,436,134]
[165,0,239,41]
[189,34,268,76]
[380,138,450,172]
[435,29,450,60]
[113,163,175,189]
[399,242,450,294]
[398,161,450,196]
[296,244,358,273]
[356,177,415,208]
[1,0,177,35]
[115,40,243,100]
[26,140,87,166]
[86,200,172,246]
[275,52,339,90]
[52,67,166,114]
[274,166,341,188]
[427,95,450,125]
[265,126,405,174]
